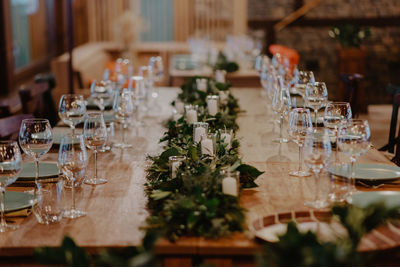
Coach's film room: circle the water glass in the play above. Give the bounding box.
[303,129,332,209]
[32,179,64,224]
[272,76,291,143]
[0,141,21,231]
[113,88,134,148]
[293,70,315,97]
[288,108,312,177]
[305,82,328,126]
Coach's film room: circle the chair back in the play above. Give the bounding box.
[0,114,34,140]
[269,44,300,71]
[18,82,58,127]
[340,73,363,117]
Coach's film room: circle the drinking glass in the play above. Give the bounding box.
[138,65,154,103]
[149,56,164,83]
[337,119,371,201]
[288,108,313,177]
[90,80,113,113]
[58,134,88,218]
[115,58,133,85]
[303,128,332,209]
[83,112,108,185]
[0,141,21,231]
[293,70,315,97]
[113,88,134,148]
[272,76,291,143]
[58,94,86,135]
[19,119,53,190]
[323,102,352,162]
[305,82,328,126]
[129,75,146,126]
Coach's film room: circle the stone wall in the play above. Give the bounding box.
[248,0,400,104]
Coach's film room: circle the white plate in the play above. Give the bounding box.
[351,191,400,209]
[329,163,400,182]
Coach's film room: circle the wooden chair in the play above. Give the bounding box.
[268,44,300,71]
[340,73,364,117]
[379,84,400,153]
[18,82,58,127]
[0,114,34,140]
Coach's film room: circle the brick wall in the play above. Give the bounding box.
[248,0,400,104]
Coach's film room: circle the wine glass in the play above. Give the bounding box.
[149,56,164,83]
[58,134,88,218]
[58,94,86,135]
[303,128,332,209]
[0,141,21,232]
[288,108,313,177]
[305,82,328,127]
[115,58,134,85]
[19,118,53,190]
[129,76,146,127]
[83,112,108,185]
[90,80,114,113]
[337,119,371,201]
[113,88,134,148]
[323,102,352,162]
[272,75,291,143]
[293,70,315,98]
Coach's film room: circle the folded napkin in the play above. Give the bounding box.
[6,208,31,217]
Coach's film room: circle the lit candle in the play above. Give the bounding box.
[193,122,208,143]
[206,95,219,116]
[215,70,226,83]
[169,156,186,179]
[196,78,208,92]
[201,136,214,156]
[222,176,238,196]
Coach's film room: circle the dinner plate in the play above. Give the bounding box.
[351,191,400,209]
[329,163,400,182]
[5,191,35,212]
[18,162,60,181]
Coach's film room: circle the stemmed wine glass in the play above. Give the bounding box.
[272,75,291,143]
[303,128,332,209]
[58,134,88,218]
[293,70,315,98]
[58,94,86,134]
[337,119,371,201]
[305,82,328,127]
[288,108,313,177]
[323,102,352,162]
[83,112,108,185]
[149,56,164,83]
[90,80,114,113]
[113,88,134,148]
[0,141,21,232]
[19,119,53,190]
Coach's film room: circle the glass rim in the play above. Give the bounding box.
[60,94,84,98]
[21,118,50,123]
[0,140,18,145]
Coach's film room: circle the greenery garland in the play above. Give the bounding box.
[145,76,263,241]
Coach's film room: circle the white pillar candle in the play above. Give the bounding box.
[186,109,198,124]
[194,127,206,143]
[207,98,218,116]
[196,79,207,92]
[173,113,182,121]
[219,90,229,104]
[221,133,232,150]
[171,161,181,179]
[215,70,226,83]
[175,101,184,114]
[201,137,214,156]
[222,176,238,196]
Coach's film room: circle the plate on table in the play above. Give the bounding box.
[351,191,400,209]
[5,191,35,212]
[18,162,60,181]
[52,127,82,145]
[329,163,400,183]
[251,210,345,243]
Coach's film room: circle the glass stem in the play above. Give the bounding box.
[0,186,6,228]
[279,115,283,139]
[122,125,126,145]
[71,180,76,211]
[314,170,321,203]
[71,126,75,136]
[335,131,339,164]
[298,145,304,172]
[314,110,318,127]
[350,157,356,193]
[94,150,98,179]
[34,158,39,194]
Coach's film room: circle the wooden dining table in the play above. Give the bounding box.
[1,87,400,266]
